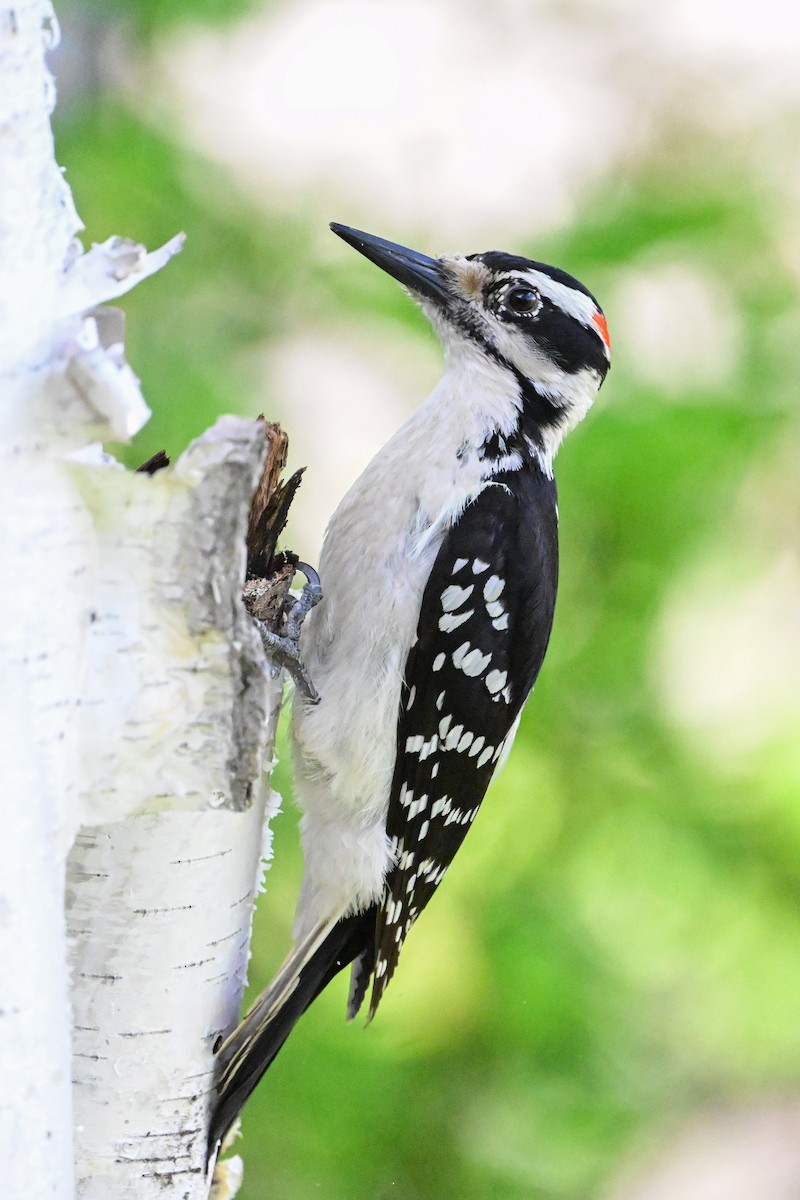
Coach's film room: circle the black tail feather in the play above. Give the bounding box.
[208,907,377,1157]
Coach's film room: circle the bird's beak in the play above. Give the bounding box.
[330,223,450,307]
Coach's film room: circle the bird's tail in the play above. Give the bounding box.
[208,907,377,1157]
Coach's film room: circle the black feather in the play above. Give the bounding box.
[209,908,376,1157]
[365,463,558,1017]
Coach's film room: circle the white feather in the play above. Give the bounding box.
[290,347,521,936]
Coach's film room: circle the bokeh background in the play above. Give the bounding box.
[53,2,800,1197]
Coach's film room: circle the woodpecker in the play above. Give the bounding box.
[209,224,610,1153]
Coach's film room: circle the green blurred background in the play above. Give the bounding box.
[53,2,800,1196]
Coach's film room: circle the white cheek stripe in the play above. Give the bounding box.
[524,269,608,356]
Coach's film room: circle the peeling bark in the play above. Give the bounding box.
[67,418,281,1200]
[0,5,288,1198]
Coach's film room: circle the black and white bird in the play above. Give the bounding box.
[209,223,610,1152]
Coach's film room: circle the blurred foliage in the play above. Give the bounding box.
[53,6,800,1198]
[60,0,267,41]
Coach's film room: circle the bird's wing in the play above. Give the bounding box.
[367,467,559,1018]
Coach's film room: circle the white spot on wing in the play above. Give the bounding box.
[409,794,428,818]
[439,609,473,632]
[419,736,438,761]
[433,653,445,671]
[452,641,471,669]
[460,647,491,677]
[485,669,508,694]
[452,557,468,574]
[441,583,474,611]
[484,575,505,602]
[445,723,464,749]
[472,559,490,574]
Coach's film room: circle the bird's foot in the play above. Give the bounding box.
[256,562,322,703]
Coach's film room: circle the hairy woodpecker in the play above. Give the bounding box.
[210,224,610,1152]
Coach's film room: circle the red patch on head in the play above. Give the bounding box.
[592,312,611,353]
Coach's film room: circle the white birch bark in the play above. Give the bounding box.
[66,418,279,1200]
[0,5,279,1199]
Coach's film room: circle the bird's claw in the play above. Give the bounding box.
[256,562,322,704]
[284,562,323,642]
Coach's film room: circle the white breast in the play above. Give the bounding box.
[292,345,522,831]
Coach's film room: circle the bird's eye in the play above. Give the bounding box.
[506,286,540,315]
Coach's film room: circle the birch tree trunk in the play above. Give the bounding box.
[66,419,280,1200]
[0,6,281,1198]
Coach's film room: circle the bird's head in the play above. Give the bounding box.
[331,223,610,459]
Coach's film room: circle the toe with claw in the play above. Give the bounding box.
[256,562,322,703]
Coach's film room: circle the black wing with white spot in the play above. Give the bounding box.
[368,465,559,1016]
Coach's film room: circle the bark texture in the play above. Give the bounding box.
[67,418,280,1200]
[0,5,284,1198]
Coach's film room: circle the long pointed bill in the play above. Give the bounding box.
[330,223,450,306]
